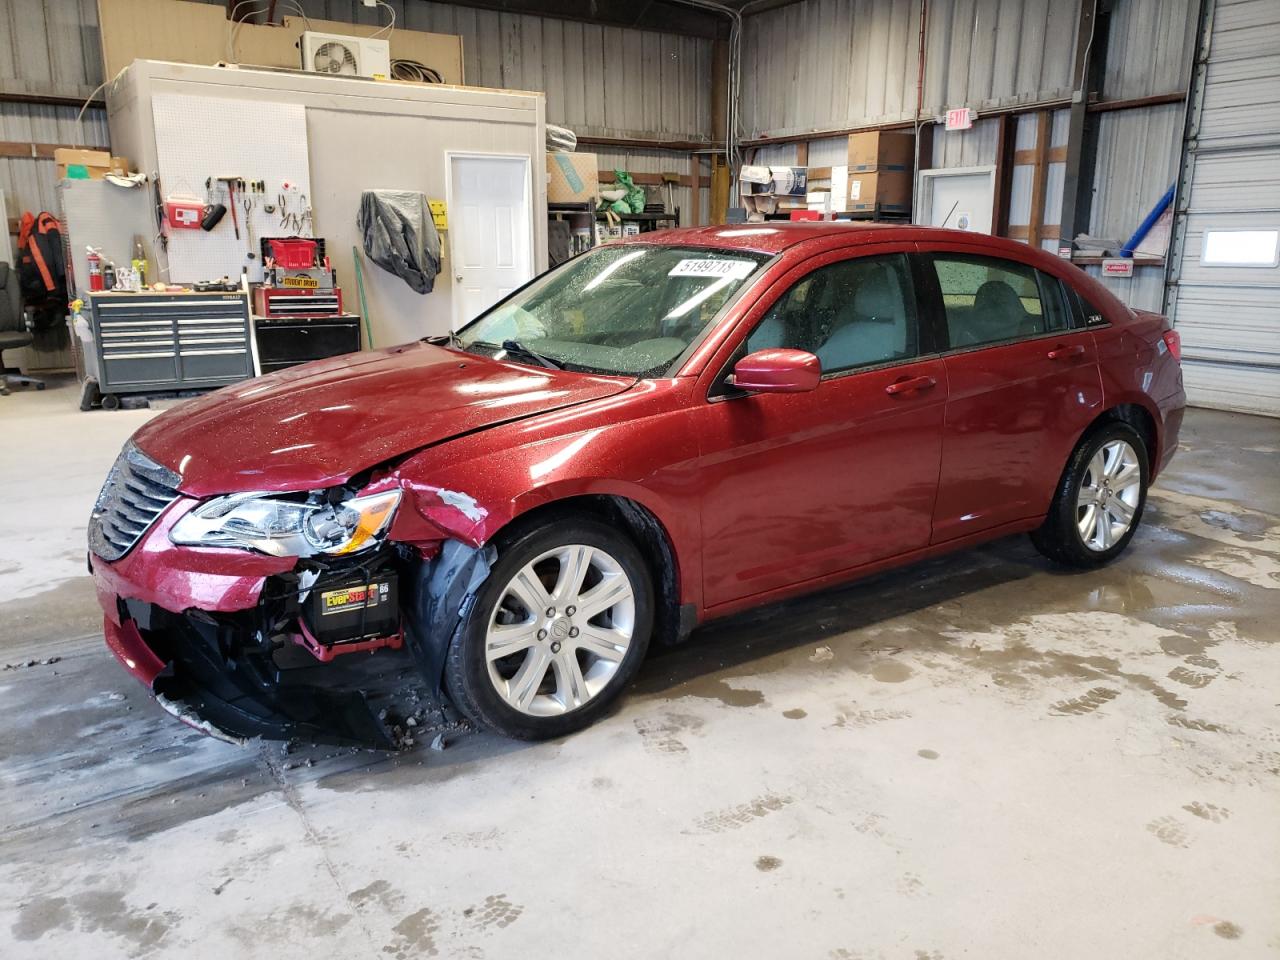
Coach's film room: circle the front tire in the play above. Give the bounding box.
[1031,421,1149,568]
[444,517,654,740]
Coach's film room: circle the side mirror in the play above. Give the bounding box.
[731,348,821,394]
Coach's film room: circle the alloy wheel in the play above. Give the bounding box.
[484,544,635,716]
[1076,439,1141,552]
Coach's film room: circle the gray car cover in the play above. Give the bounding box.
[357,190,441,294]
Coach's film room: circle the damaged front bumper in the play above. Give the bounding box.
[93,512,495,748]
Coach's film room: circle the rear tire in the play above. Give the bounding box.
[1031,421,1149,568]
[444,516,654,740]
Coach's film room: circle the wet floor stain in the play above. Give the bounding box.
[917,749,939,760]
[383,907,440,959]
[634,712,704,755]
[1213,920,1243,940]
[1182,801,1229,823]
[782,708,807,719]
[1050,687,1120,716]
[1167,715,1230,735]
[682,677,766,708]
[689,793,793,834]
[870,661,912,683]
[465,894,523,931]
[754,855,782,872]
[1145,816,1191,848]
[1168,666,1216,689]
[11,890,183,953]
[832,706,912,729]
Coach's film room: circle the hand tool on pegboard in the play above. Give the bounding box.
[216,176,243,239]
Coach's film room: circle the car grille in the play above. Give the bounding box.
[89,443,182,562]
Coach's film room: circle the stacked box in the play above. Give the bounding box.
[846,131,914,214]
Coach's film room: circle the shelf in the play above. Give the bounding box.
[1070,255,1165,267]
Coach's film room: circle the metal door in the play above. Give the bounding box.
[447,154,534,331]
[1168,0,1280,416]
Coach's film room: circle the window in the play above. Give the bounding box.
[1200,229,1280,267]
[930,254,1069,349]
[745,254,918,374]
[458,245,769,376]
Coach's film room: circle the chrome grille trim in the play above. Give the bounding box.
[88,443,182,561]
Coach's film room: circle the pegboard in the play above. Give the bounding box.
[152,93,313,283]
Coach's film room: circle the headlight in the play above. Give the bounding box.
[170,490,401,558]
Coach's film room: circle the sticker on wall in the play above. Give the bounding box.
[429,200,448,231]
[956,212,972,231]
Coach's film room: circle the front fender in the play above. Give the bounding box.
[369,380,703,609]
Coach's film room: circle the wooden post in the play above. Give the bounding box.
[992,113,1013,237]
[1027,111,1050,249]
[689,154,702,227]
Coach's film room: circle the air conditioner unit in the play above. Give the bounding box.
[300,32,391,80]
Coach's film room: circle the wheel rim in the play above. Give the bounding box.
[484,544,635,717]
[1076,439,1141,552]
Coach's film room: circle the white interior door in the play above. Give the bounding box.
[920,168,995,234]
[448,154,533,330]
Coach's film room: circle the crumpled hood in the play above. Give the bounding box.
[131,342,633,497]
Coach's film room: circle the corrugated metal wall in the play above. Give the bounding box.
[1103,0,1198,99]
[0,105,111,219]
[193,0,713,143]
[740,0,1081,141]
[594,147,708,228]
[0,0,711,228]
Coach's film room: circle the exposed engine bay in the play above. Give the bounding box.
[113,540,494,748]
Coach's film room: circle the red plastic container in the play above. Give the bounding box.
[267,238,318,269]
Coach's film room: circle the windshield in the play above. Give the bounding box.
[456,244,770,377]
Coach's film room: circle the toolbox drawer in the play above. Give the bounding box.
[90,292,254,395]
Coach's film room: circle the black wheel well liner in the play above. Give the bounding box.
[497,494,691,646]
[1090,402,1158,469]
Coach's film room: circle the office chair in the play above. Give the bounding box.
[0,262,44,395]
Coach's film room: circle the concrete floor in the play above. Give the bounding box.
[1,376,1277,959]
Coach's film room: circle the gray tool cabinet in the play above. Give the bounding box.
[89,291,254,405]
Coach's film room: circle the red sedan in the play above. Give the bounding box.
[89,223,1185,744]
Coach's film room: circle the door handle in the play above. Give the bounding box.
[884,375,937,396]
[1047,344,1086,360]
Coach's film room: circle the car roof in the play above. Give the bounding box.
[625,221,1034,257]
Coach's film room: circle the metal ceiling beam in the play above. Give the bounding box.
[411,0,728,39]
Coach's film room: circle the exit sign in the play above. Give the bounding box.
[945,107,975,130]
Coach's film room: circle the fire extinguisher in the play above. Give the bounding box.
[87,246,104,292]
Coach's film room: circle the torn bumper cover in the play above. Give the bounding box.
[94,539,495,749]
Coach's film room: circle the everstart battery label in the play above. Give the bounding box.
[321,582,390,615]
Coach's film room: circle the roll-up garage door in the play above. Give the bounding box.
[1168,0,1280,416]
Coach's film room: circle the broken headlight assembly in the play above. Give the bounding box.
[170,490,401,558]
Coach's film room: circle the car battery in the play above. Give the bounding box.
[301,570,400,650]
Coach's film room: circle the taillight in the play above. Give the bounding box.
[1162,329,1182,362]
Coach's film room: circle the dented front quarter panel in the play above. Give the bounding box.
[91,498,295,621]
[370,378,705,609]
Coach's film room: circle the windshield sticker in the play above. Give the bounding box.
[668,259,756,280]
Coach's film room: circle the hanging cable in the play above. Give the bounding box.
[370,0,395,40]
[390,60,443,84]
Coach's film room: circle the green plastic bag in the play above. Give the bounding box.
[609,170,646,215]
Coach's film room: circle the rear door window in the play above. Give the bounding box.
[929,254,1070,349]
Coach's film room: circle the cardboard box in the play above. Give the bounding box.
[847,169,912,213]
[768,166,807,196]
[54,148,111,180]
[847,130,915,172]
[548,152,599,203]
